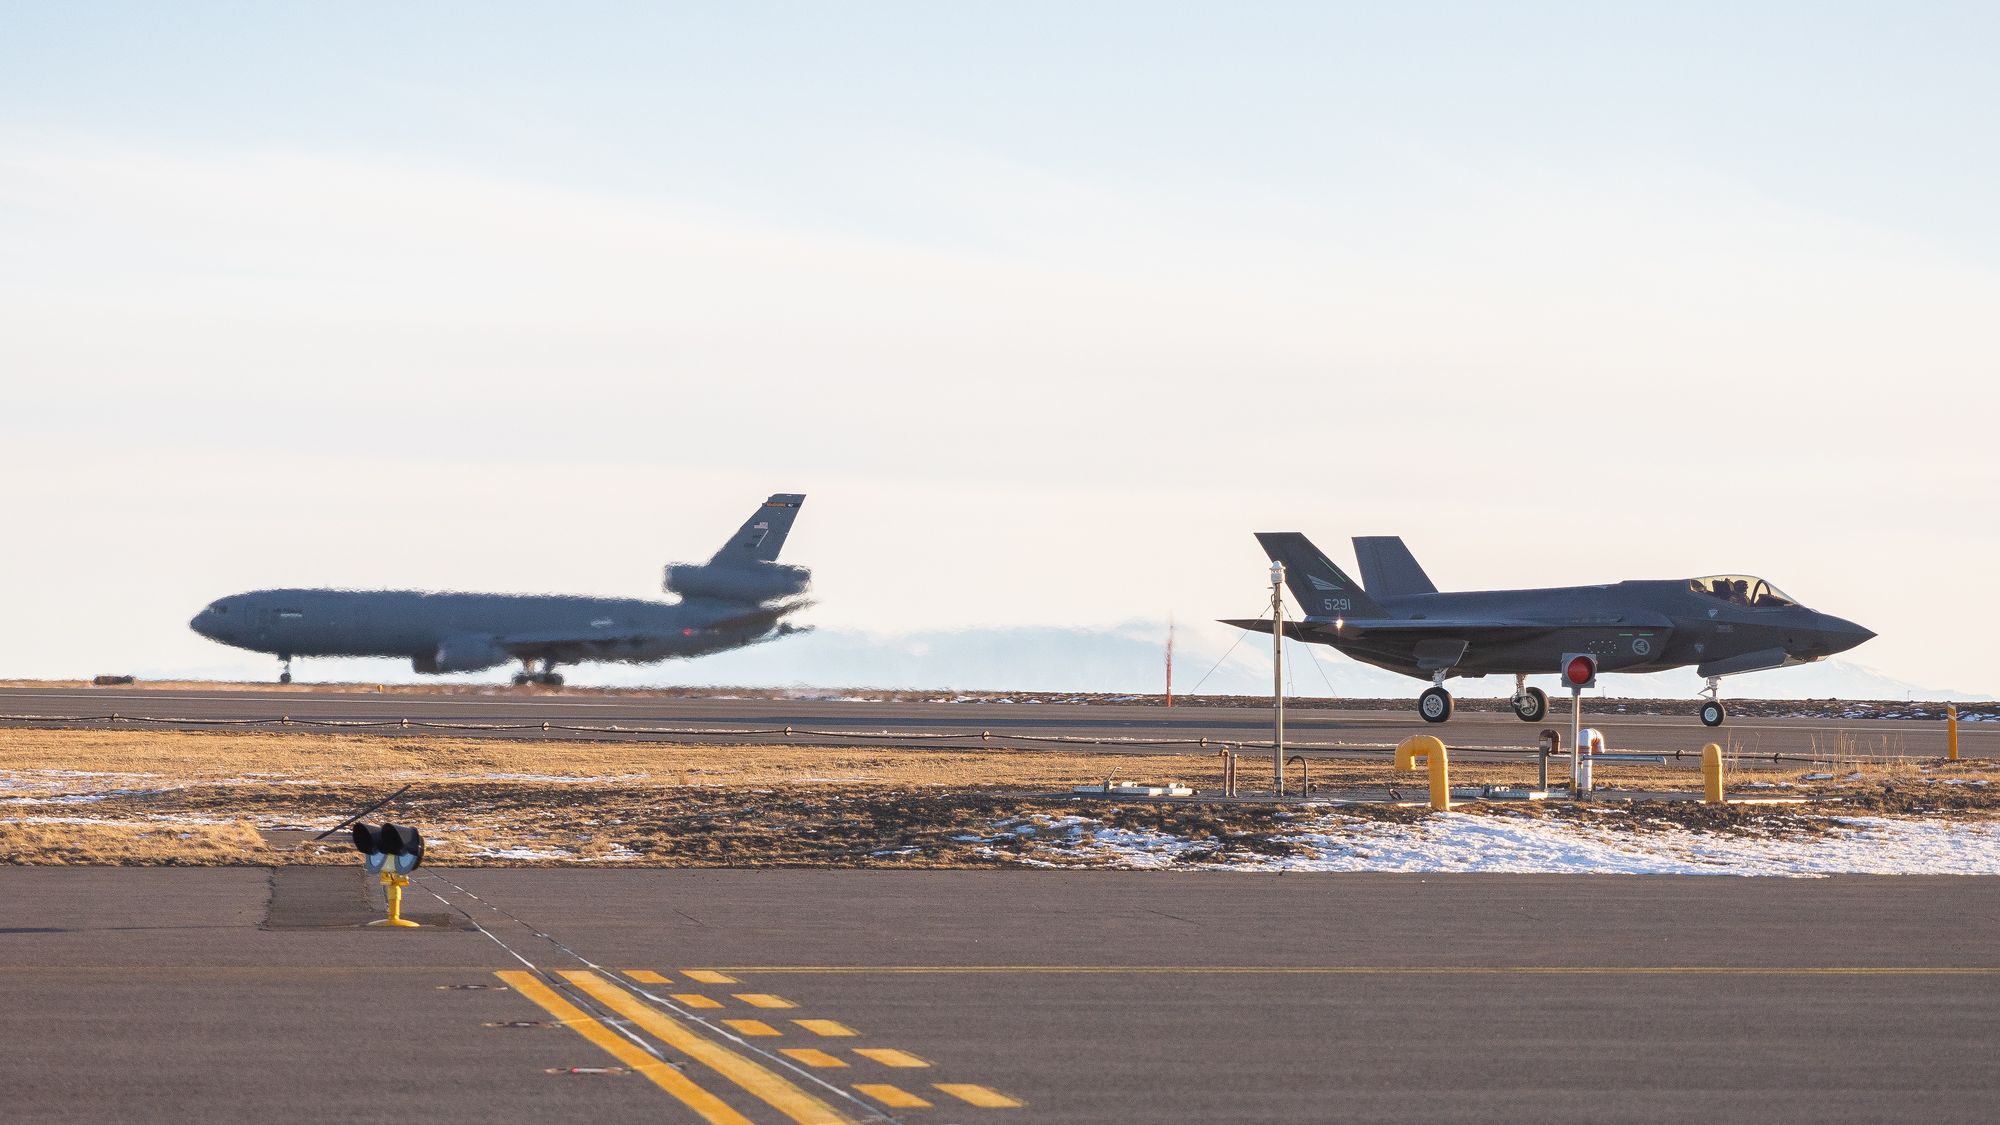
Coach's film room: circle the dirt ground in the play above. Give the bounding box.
[1,728,1994,867]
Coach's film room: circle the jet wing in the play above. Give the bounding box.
[498,603,810,660]
[1222,617,1555,641]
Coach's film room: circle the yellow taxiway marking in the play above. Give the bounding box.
[493,972,752,1125]
[780,1047,849,1068]
[855,1083,931,1108]
[735,992,798,1009]
[673,992,726,1008]
[561,971,856,1125]
[935,1083,1024,1108]
[684,969,741,984]
[714,964,2000,976]
[854,1048,929,1068]
[793,1019,857,1038]
[625,969,672,984]
[724,1019,783,1037]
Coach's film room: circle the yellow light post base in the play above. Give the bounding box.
[370,872,420,928]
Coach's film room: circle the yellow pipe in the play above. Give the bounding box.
[1395,735,1450,811]
[1947,704,1959,761]
[1701,743,1725,804]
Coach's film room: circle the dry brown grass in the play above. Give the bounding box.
[3,727,1995,867]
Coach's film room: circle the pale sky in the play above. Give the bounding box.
[3,3,1995,691]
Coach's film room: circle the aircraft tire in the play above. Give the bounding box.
[542,673,565,687]
[279,672,292,685]
[1418,687,1453,723]
[1700,700,1726,727]
[1513,687,1548,722]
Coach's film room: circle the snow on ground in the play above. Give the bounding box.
[985,812,2000,876]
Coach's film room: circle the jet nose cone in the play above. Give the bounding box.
[1817,614,1876,653]
[190,611,216,639]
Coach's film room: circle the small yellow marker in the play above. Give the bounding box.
[855,1084,931,1108]
[684,969,740,984]
[734,993,797,1009]
[854,1048,928,1068]
[1702,743,1725,805]
[1948,704,1960,761]
[779,1047,848,1068]
[724,1019,782,1037]
[671,993,724,1009]
[793,1019,856,1038]
[625,970,672,985]
[935,1083,1024,1108]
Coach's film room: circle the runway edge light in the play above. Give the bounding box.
[1561,653,1598,691]
[352,822,425,927]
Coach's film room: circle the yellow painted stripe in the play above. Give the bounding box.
[936,1083,1024,1108]
[684,969,740,984]
[855,1083,931,1108]
[780,1048,848,1068]
[735,993,798,1009]
[793,1019,856,1038]
[492,972,751,1125]
[560,971,855,1125]
[711,964,2000,976]
[853,1048,928,1068]
[673,993,725,1009]
[724,1019,782,1037]
[625,969,672,984]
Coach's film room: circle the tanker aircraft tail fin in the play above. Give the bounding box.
[709,494,807,565]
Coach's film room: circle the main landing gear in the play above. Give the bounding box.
[1418,670,1453,723]
[1699,676,1727,727]
[512,659,565,688]
[278,655,293,685]
[1509,674,1548,722]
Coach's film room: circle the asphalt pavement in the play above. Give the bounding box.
[3,868,1997,1124]
[0,685,1981,762]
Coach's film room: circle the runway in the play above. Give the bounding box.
[3,868,1996,1124]
[0,684,1981,761]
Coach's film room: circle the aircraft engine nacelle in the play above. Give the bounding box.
[415,635,512,674]
[663,562,811,604]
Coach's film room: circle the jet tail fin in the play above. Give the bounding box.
[1254,533,1389,619]
[1351,535,1437,596]
[709,494,806,565]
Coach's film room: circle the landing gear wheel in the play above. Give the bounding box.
[1700,700,1727,727]
[541,672,564,687]
[512,673,531,687]
[1418,687,1453,723]
[1513,686,1548,722]
[279,672,292,685]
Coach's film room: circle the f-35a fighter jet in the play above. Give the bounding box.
[192,494,813,686]
[1226,533,1873,727]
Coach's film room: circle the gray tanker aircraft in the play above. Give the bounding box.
[1227,532,1874,726]
[191,494,812,686]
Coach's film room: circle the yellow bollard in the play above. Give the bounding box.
[1395,735,1451,811]
[1701,743,1725,804]
[370,872,420,928]
[1947,704,1959,761]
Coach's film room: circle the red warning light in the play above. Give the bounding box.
[1564,655,1596,688]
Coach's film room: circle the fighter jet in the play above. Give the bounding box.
[1225,533,1873,726]
[191,494,813,686]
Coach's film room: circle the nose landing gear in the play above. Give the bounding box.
[1699,676,1727,727]
[278,656,293,685]
[1509,675,1548,722]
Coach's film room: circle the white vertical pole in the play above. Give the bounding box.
[1570,687,1583,795]
[1272,562,1286,794]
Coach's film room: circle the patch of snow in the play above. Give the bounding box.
[468,844,576,860]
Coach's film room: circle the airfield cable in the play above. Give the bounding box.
[1186,603,1266,696]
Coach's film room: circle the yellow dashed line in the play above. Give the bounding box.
[855,1083,931,1108]
[492,971,752,1125]
[936,1083,1024,1108]
[793,1019,856,1038]
[561,971,855,1125]
[624,969,672,984]
[854,1048,928,1068]
[673,992,725,1009]
[724,1019,783,1037]
[780,1047,848,1068]
[735,993,797,1009]
[684,969,741,984]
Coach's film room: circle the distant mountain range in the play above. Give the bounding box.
[171,621,1992,702]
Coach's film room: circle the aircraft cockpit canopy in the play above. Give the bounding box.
[204,600,230,615]
[1690,575,1798,609]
